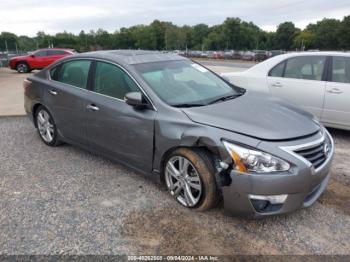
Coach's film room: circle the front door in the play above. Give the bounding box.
[31,50,51,68]
[267,56,327,118]
[85,61,156,172]
[322,56,350,128]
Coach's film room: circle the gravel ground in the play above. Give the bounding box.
[0,116,349,255]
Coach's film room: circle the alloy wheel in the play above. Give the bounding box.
[165,156,202,207]
[37,110,55,143]
[17,63,28,73]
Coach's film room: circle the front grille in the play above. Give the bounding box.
[294,141,327,169]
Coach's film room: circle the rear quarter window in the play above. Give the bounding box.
[49,66,59,81]
[268,61,285,77]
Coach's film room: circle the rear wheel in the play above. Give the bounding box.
[164,148,219,211]
[35,106,59,146]
[16,62,30,73]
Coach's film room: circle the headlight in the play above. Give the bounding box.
[223,141,290,173]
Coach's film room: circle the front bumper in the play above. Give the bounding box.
[8,60,17,70]
[221,129,334,218]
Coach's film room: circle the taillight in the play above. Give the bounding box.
[23,79,32,95]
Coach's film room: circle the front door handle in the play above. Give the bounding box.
[49,90,58,96]
[327,88,343,94]
[271,82,283,88]
[86,104,100,111]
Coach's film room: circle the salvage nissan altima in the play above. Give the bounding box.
[24,50,334,218]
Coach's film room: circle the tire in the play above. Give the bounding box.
[16,62,30,73]
[35,106,60,146]
[164,148,219,211]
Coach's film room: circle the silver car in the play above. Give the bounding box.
[24,51,334,218]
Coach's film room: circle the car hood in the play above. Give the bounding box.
[181,91,320,141]
[10,55,29,61]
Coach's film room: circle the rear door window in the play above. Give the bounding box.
[57,60,91,89]
[284,56,326,81]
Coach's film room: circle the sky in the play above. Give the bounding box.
[1,0,350,36]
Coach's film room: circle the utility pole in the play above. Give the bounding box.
[5,40,8,53]
[15,42,18,54]
[165,29,168,50]
[301,39,305,51]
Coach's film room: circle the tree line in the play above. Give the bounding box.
[1,16,350,53]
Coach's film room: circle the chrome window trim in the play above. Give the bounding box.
[47,57,157,111]
[279,128,334,174]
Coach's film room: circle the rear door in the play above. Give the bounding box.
[322,56,350,128]
[45,59,92,145]
[267,56,327,118]
[85,61,156,171]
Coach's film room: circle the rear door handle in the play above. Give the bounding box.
[86,104,100,111]
[327,88,343,94]
[49,90,58,96]
[271,82,283,88]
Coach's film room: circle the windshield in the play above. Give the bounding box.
[134,60,240,106]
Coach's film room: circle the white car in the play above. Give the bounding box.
[222,52,350,131]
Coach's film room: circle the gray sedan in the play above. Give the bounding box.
[24,50,334,218]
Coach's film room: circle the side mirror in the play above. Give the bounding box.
[124,92,148,108]
[30,54,35,58]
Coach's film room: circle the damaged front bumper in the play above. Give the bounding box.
[220,129,334,218]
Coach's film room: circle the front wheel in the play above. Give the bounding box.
[35,106,60,146]
[16,62,30,73]
[164,148,219,211]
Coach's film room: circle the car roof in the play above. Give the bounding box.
[76,50,188,65]
[234,51,350,76]
[281,51,350,57]
[37,48,75,51]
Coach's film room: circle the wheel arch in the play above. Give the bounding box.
[32,103,54,128]
[158,138,222,184]
[15,60,31,70]
[32,103,43,127]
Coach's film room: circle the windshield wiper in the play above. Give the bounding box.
[171,103,206,108]
[207,92,244,105]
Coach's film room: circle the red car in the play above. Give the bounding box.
[9,48,75,73]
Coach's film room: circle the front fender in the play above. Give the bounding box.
[153,115,261,174]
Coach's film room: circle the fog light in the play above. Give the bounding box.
[249,194,288,204]
[251,199,269,211]
[249,194,287,213]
